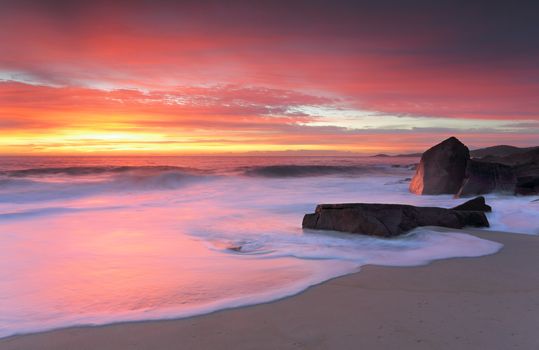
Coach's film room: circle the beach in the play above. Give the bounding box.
[2,229,538,350]
[3,1,539,348]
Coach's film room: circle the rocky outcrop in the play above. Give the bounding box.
[409,137,469,195]
[470,145,538,159]
[302,197,490,237]
[475,148,539,169]
[409,137,538,196]
[457,160,516,196]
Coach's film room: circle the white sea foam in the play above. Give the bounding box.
[0,157,534,338]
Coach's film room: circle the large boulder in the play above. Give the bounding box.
[302,197,490,237]
[409,137,470,195]
[457,160,517,197]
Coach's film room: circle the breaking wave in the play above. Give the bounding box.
[241,164,397,177]
[0,167,213,203]
[1,165,206,177]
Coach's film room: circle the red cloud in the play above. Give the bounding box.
[1,81,537,155]
[1,1,538,122]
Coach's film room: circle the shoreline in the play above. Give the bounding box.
[1,229,538,349]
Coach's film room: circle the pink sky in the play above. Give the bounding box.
[1,1,538,154]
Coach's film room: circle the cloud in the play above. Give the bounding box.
[502,121,539,129]
[0,81,332,129]
[0,1,538,153]
[1,81,538,155]
[1,1,538,121]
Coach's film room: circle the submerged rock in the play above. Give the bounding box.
[227,245,243,252]
[409,137,469,195]
[302,197,490,237]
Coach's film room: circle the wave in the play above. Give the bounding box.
[1,165,205,177]
[2,163,414,181]
[0,168,213,203]
[0,205,127,220]
[241,165,396,177]
[208,227,502,264]
[0,177,37,187]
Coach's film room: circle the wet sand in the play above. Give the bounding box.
[1,229,538,350]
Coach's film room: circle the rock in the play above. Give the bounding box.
[470,145,538,159]
[409,137,470,195]
[456,160,516,197]
[477,148,539,168]
[467,148,539,195]
[302,197,490,237]
[451,196,491,212]
[515,177,539,195]
[512,151,539,195]
[410,137,536,196]
[227,245,243,252]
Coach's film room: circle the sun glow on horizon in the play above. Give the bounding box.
[1,130,406,156]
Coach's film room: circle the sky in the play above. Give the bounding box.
[1,0,538,155]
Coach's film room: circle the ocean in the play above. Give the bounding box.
[0,156,537,338]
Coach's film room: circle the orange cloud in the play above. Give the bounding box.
[0,81,537,155]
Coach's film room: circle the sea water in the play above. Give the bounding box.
[0,156,536,338]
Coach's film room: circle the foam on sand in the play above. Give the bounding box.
[0,168,510,338]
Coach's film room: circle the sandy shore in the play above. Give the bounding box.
[1,229,538,350]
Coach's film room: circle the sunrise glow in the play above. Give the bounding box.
[1,1,537,155]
